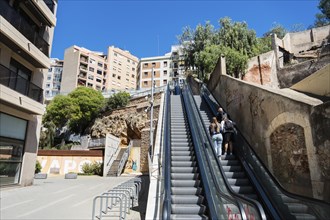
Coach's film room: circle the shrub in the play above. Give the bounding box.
[35,160,42,174]
[106,92,130,112]
[81,161,103,176]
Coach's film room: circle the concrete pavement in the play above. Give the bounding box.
[0,174,149,220]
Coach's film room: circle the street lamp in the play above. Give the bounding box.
[149,67,155,161]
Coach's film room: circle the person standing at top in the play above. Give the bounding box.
[216,107,227,122]
[209,117,223,158]
[220,114,236,155]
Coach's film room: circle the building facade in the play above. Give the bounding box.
[106,46,138,91]
[137,54,172,90]
[60,46,108,94]
[45,58,63,100]
[0,0,58,186]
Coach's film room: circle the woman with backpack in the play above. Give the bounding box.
[209,117,223,158]
[221,114,236,155]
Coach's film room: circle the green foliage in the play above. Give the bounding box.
[81,161,103,176]
[35,160,42,174]
[106,91,130,112]
[178,17,258,80]
[313,0,330,27]
[43,87,105,135]
[263,23,287,39]
[39,121,56,149]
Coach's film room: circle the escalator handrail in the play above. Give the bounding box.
[181,87,220,219]
[186,83,267,220]
[200,83,330,218]
[162,85,171,220]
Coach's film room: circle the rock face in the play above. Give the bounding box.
[89,92,162,145]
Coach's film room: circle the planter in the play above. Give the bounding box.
[65,173,77,179]
[34,173,47,179]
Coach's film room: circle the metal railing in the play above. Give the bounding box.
[92,177,142,220]
[116,141,133,177]
[0,1,50,56]
[0,64,43,103]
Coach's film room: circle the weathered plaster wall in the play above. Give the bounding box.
[206,66,329,201]
[243,51,279,88]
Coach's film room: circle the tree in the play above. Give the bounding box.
[263,23,287,39]
[106,91,131,112]
[68,87,105,133]
[313,0,330,27]
[43,87,105,135]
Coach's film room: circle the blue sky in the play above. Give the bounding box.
[51,0,320,60]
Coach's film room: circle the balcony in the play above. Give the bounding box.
[0,64,42,103]
[0,1,50,57]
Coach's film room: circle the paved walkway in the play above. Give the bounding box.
[0,175,149,220]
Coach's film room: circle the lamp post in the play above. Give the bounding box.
[149,67,154,161]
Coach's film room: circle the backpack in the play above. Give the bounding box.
[224,120,234,132]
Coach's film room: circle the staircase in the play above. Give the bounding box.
[107,147,127,177]
[195,94,320,220]
[170,95,207,220]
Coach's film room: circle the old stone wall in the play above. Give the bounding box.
[206,70,329,201]
[243,51,279,88]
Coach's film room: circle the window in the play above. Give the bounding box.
[127,59,130,63]
[96,78,102,83]
[48,67,52,72]
[131,74,135,78]
[96,85,101,90]
[89,67,94,72]
[143,63,148,68]
[97,62,103,67]
[126,79,129,82]
[9,59,32,97]
[152,62,156,67]
[89,58,95,64]
[143,81,148,86]
[45,90,50,95]
[114,53,117,56]
[132,67,135,71]
[118,62,122,66]
[163,79,167,84]
[112,74,116,77]
[87,83,93,87]
[144,72,148,76]
[97,69,102,75]
[164,70,167,75]
[88,75,94,80]
[117,76,121,80]
[164,61,168,67]
[46,84,50,88]
[47,76,52,80]
[113,67,117,71]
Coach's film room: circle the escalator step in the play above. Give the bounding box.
[225,171,246,178]
[171,173,199,180]
[171,161,196,167]
[227,178,250,185]
[171,155,195,161]
[171,167,197,173]
[171,195,203,204]
[222,165,242,172]
[287,203,309,213]
[171,151,194,156]
[231,186,255,194]
[171,187,202,195]
[171,180,200,187]
[292,213,317,220]
[170,214,207,220]
[171,204,206,215]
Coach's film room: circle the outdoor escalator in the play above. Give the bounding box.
[162,84,267,220]
[193,83,330,220]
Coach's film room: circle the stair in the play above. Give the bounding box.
[170,95,207,220]
[107,147,127,176]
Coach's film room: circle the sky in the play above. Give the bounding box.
[51,0,321,60]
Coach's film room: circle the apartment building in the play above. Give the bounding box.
[60,46,108,94]
[137,54,172,90]
[170,45,185,79]
[106,46,138,91]
[0,0,57,186]
[45,58,63,99]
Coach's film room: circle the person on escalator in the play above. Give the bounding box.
[221,114,236,155]
[209,117,223,159]
[216,107,227,122]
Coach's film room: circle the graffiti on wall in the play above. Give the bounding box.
[37,156,103,175]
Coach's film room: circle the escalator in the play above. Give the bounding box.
[169,95,207,219]
[194,84,330,220]
[162,85,266,220]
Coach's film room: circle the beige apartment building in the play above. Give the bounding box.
[60,46,108,94]
[106,46,138,91]
[137,54,172,90]
[0,0,57,186]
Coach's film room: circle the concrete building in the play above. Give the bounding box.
[107,46,139,91]
[45,58,63,100]
[0,0,58,186]
[137,54,172,90]
[170,45,185,79]
[60,46,108,94]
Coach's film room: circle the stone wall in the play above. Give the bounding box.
[243,51,279,88]
[206,65,329,201]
